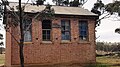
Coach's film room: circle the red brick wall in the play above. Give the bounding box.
[5,27,12,67]
[5,17,96,67]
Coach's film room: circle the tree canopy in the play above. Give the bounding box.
[92,0,120,33]
[0,33,3,46]
[52,0,88,7]
[92,0,120,16]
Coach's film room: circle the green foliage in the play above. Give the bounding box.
[91,1,120,34]
[0,3,4,18]
[63,0,69,6]
[52,0,87,7]
[0,33,3,46]
[91,0,104,16]
[92,1,120,16]
[70,0,81,7]
[96,42,120,55]
[0,34,3,40]
[105,1,120,15]
[0,0,9,19]
[94,1,104,10]
[36,0,46,5]
[52,0,64,6]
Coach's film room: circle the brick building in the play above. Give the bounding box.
[5,2,98,67]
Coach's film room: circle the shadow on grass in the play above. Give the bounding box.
[112,64,120,66]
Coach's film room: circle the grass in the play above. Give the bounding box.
[0,54,5,65]
[96,56,120,67]
[86,64,110,67]
[0,54,120,67]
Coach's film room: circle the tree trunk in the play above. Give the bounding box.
[19,0,24,67]
[0,47,2,54]
[19,40,24,67]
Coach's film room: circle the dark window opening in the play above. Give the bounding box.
[42,20,51,41]
[61,20,71,40]
[79,20,88,41]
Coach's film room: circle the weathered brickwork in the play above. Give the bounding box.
[5,16,96,67]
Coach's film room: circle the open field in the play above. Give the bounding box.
[0,54,120,67]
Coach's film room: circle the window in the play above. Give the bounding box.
[23,19,32,42]
[61,20,71,40]
[79,20,88,41]
[42,20,51,41]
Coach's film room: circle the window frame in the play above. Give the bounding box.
[79,20,89,41]
[23,18,32,42]
[42,20,52,41]
[61,19,71,41]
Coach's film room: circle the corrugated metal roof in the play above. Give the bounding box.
[8,2,97,16]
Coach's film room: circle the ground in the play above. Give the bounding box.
[0,54,4,65]
[0,54,120,67]
[97,56,120,67]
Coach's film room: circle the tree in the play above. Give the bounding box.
[69,0,88,7]
[0,33,3,46]
[70,0,80,7]
[36,0,46,5]
[0,0,54,67]
[91,0,120,27]
[52,0,64,6]
[52,0,88,7]
[63,0,69,6]
[0,33,3,54]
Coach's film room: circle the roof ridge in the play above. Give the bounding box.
[9,2,84,8]
[8,2,97,16]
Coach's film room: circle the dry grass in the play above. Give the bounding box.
[0,54,5,65]
[0,54,120,67]
[96,56,120,67]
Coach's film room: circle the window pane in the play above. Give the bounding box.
[66,35,70,40]
[47,34,50,40]
[24,31,32,42]
[43,30,46,34]
[23,19,32,42]
[42,20,51,29]
[61,20,71,40]
[65,26,70,31]
[61,20,65,26]
[42,20,51,41]
[62,32,65,40]
[65,22,69,26]
[79,20,88,41]
[43,34,46,41]
[42,30,51,41]
[47,30,50,35]
[61,26,65,31]
[80,31,87,36]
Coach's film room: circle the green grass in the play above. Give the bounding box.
[0,54,5,64]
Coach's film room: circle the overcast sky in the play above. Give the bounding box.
[1,0,120,43]
[84,0,120,42]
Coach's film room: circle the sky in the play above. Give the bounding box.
[82,0,120,43]
[1,0,120,44]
